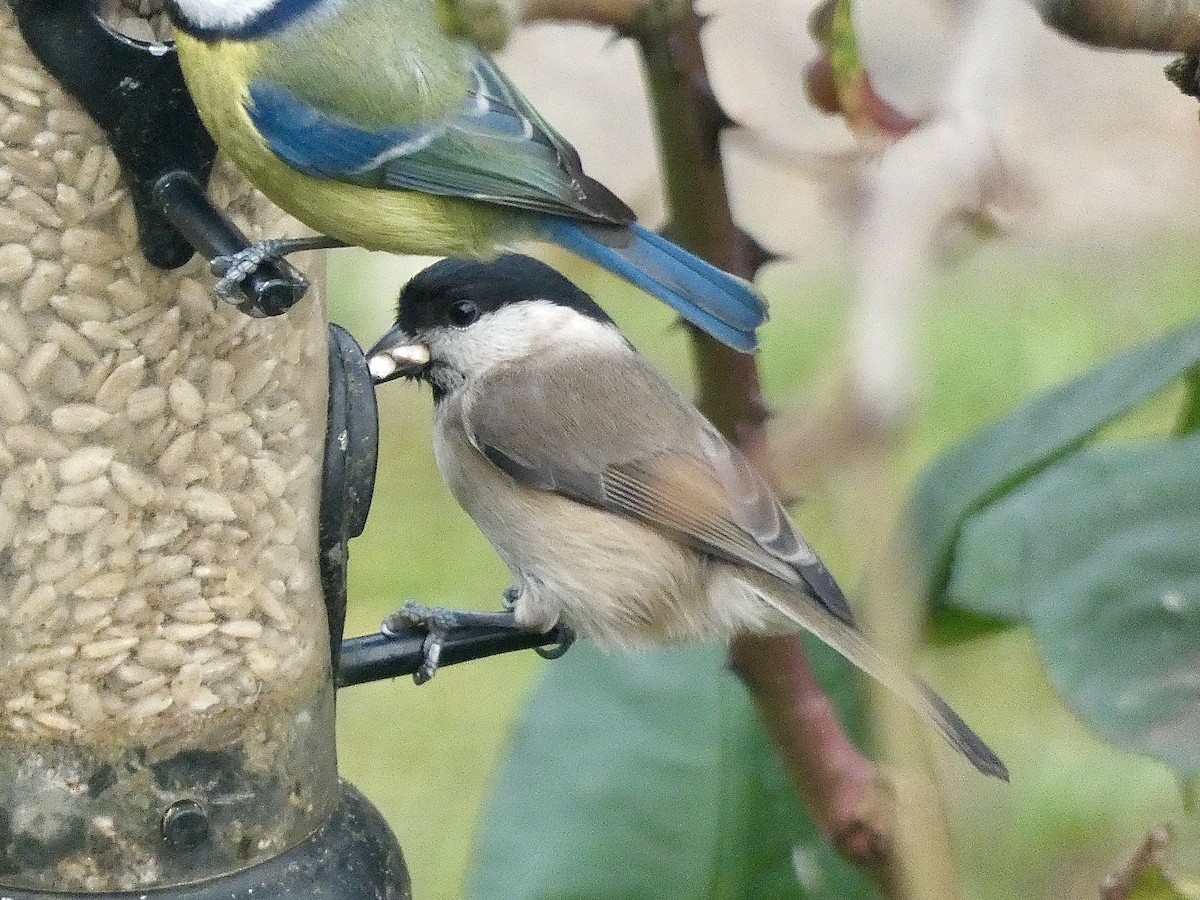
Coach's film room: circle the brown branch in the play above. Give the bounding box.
[521,0,647,28]
[625,5,773,456]
[1028,0,1200,50]
[625,3,902,887]
[1100,825,1174,900]
[728,637,898,889]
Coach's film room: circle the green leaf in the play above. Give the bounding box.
[1129,865,1200,900]
[925,606,1014,646]
[1174,368,1200,435]
[909,321,1200,613]
[948,436,1200,775]
[468,641,874,900]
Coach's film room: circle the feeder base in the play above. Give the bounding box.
[0,780,411,900]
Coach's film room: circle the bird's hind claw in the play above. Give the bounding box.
[535,624,575,659]
[501,586,572,658]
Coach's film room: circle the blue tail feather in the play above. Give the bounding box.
[540,219,768,353]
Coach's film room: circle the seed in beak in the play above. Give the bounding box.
[368,343,430,384]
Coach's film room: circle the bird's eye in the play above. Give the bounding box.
[448,300,480,327]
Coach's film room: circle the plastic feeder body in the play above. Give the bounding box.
[0,9,341,890]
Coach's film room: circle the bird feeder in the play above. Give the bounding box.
[0,0,407,893]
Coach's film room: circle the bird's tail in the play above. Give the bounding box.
[539,220,768,353]
[739,570,1009,781]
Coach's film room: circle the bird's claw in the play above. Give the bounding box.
[535,624,575,660]
[414,632,442,685]
[210,240,308,301]
[501,586,520,611]
[381,601,460,684]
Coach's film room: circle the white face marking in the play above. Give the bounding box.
[423,300,627,393]
[170,0,287,31]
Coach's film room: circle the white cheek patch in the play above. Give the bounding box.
[171,0,282,29]
[427,300,628,380]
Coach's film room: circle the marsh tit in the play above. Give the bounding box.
[368,254,1007,780]
[165,0,767,352]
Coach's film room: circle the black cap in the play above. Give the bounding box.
[397,254,615,336]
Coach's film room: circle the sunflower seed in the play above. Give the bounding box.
[50,404,112,434]
[0,371,30,422]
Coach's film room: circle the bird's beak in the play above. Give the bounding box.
[366,329,431,385]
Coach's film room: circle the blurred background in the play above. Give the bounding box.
[327,0,1200,896]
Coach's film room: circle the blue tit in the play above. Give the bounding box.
[367,254,1008,781]
[166,0,769,352]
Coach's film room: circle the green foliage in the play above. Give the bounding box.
[1127,863,1200,900]
[468,640,874,900]
[951,437,1200,774]
[910,319,1200,776]
[911,320,1200,609]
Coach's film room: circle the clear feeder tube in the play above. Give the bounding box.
[0,8,338,890]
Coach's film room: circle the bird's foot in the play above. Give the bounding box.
[381,601,522,684]
[209,236,342,300]
[500,586,573,658]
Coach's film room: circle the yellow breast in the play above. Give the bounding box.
[171,32,504,256]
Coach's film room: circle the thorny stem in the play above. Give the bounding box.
[522,0,646,28]
[727,636,898,891]
[1028,0,1200,50]
[623,2,900,888]
[1100,825,1175,899]
[625,4,773,456]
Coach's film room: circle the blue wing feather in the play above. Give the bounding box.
[247,81,437,177]
[246,54,633,224]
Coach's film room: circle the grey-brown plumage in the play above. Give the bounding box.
[368,254,1008,781]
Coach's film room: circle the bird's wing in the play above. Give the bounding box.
[245,53,634,224]
[461,353,856,626]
